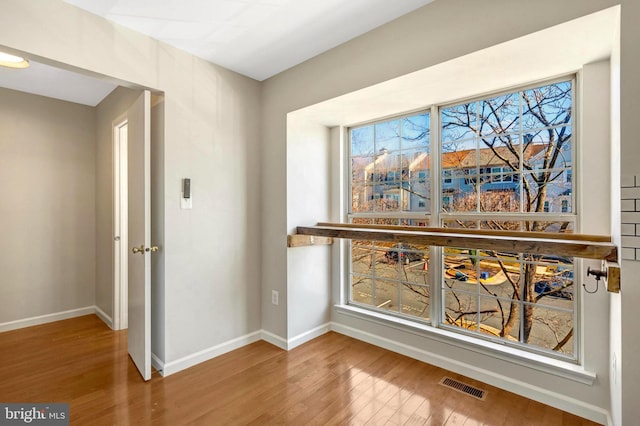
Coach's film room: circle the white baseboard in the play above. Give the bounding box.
[330,322,609,425]
[162,330,262,376]
[606,412,614,426]
[95,306,113,329]
[261,323,331,350]
[261,330,288,350]
[287,323,331,350]
[157,325,330,377]
[0,306,96,333]
[151,352,165,375]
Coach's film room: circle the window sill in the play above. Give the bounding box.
[334,304,596,385]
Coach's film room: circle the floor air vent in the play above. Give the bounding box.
[439,377,487,400]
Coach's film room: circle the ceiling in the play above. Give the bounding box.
[0,60,117,107]
[63,0,435,81]
[0,0,435,106]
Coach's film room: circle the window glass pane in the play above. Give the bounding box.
[373,217,400,226]
[477,135,520,171]
[375,120,401,153]
[522,129,572,170]
[478,258,521,300]
[442,139,477,169]
[349,235,431,320]
[351,241,373,276]
[351,156,375,185]
[478,92,520,136]
[526,304,574,356]
[374,279,400,313]
[401,114,430,150]
[478,296,520,342]
[443,219,478,229]
[526,257,574,309]
[523,221,574,233]
[351,125,374,156]
[479,220,522,231]
[443,178,477,213]
[479,183,520,212]
[522,81,572,132]
[402,149,430,213]
[441,102,477,143]
[374,151,400,183]
[351,217,373,225]
[351,276,373,306]
[443,289,479,332]
[401,283,430,319]
[523,171,572,213]
[374,242,399,279]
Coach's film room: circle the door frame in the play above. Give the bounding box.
[113,117,129,331]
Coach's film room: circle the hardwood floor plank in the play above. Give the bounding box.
[0,315,602,425]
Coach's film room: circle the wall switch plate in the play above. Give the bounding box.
[181,197,192,209]
[271,290,279,305]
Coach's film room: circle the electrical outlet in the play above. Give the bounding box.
[271,290,279,305]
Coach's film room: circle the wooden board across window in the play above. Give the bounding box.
[295,223,617,262]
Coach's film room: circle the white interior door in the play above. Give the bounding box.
[127,90,151,381]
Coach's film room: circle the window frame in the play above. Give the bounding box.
[345,75,580,363]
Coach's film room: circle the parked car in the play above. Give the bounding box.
[534,280,573,300]
[534,281,554,294]
[385,243,423,264]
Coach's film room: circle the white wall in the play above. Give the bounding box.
[580,59,613,413]
[0,0,262,367]
[285,119,332,344]
[618,0,640,424]
[609,15,622,425]
[0,87,96,324]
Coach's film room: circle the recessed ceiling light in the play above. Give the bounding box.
[0,51,29,69]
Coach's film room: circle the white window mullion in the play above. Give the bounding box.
[431,104,442,326]
[475,101,481,213]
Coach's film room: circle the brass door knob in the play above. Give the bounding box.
[145,246,159,253]
[131,245,145,254]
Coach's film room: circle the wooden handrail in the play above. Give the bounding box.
[316,222,611,243]
[296,223,618,262]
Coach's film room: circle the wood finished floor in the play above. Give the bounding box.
[0,315,600,425]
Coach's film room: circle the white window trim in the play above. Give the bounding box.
[344,76,580,368]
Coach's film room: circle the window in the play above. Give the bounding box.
[349,112,431,319]
[348,79,576,360]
